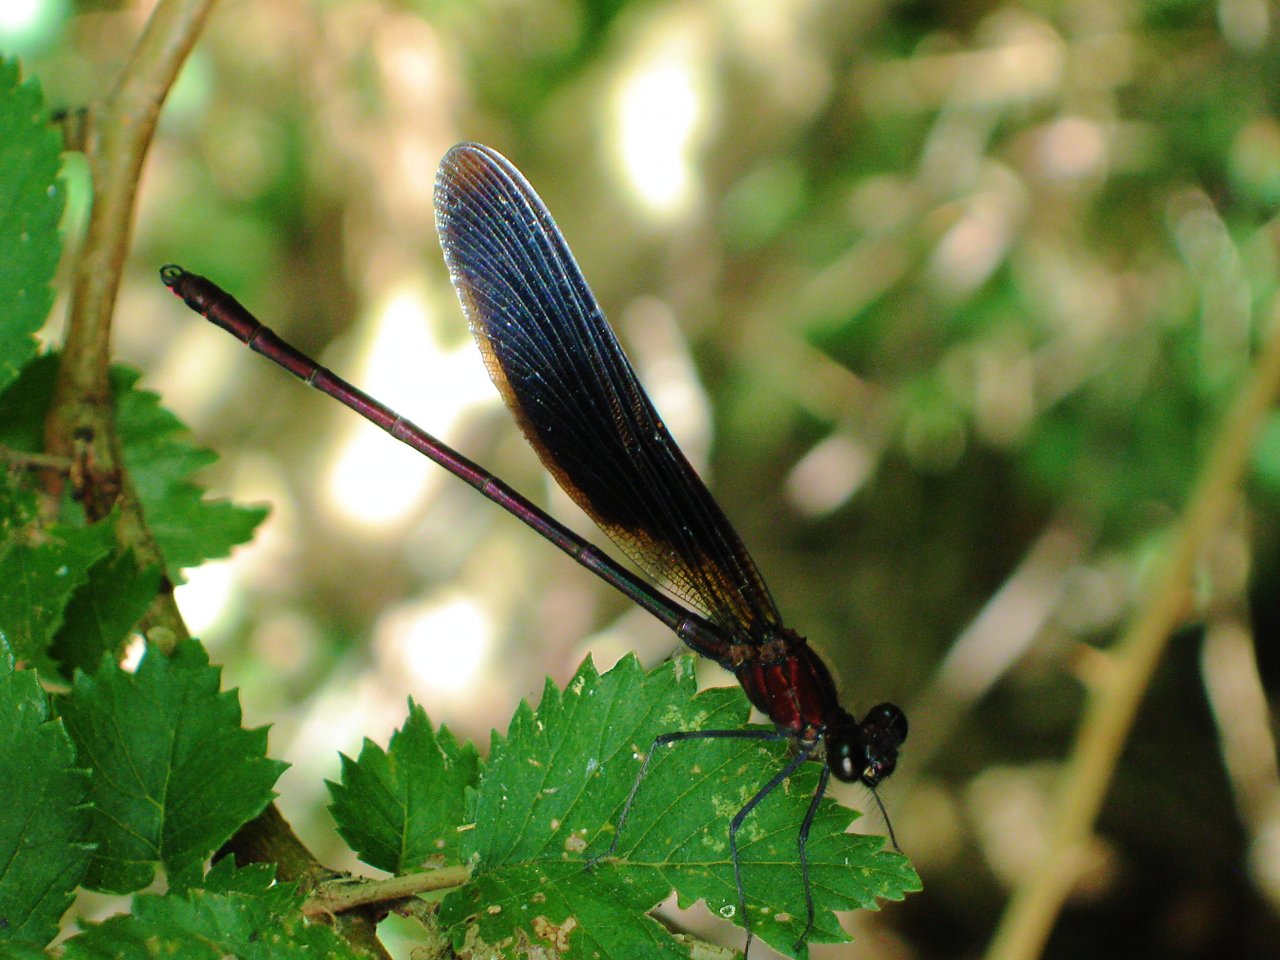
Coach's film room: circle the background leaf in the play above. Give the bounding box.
[0,56,63,391]
[60,640,287,893]
[0,518,114,666]
[58,864,364,960]
[113,366,268,582]
[49,550,163,678]
[0,356,267,586]
[0,944,51,960]
[327,698,482,873]
[0,637,92,947]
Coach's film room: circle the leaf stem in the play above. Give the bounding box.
[985,296,1280,960]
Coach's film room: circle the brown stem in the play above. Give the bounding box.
[0,446,73,473]
[303,867,471,918]
[40,6,393,957]
[985,294,1280,960]
[42,0,219,648]
[219,803,329,886]
[220,803,393,959]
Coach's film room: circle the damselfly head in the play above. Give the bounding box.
[826,702,908,786]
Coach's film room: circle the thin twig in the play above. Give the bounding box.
[303,867,471,919]
[0,446,73,473]
[986,293,1280,960]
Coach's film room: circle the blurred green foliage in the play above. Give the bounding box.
[16,0,1280,957]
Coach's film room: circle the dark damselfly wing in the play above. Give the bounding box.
[434,143,781,637]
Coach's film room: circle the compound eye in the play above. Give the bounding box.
[854,703,906,787]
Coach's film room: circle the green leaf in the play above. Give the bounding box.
[198,855,278,895]
[60,915,223,960]
[0,356,267,583]
[438,655,919,959]
[59,865,364,960]
[328,699,482,873]
[0,394,161,676]
[60,639,288,893]
[0,353,54,455]
[50,550,163,678]
[1252,409,1280,495]
[0,637,93,947]
[0,463,38,532]
[0,517,115,664]
[0,943,50,960]
[0,57,64,392]
[113,366,268,582]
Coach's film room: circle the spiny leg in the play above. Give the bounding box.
[585,727,789,867]
[792,763,831,949]
[728,745,812,954]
